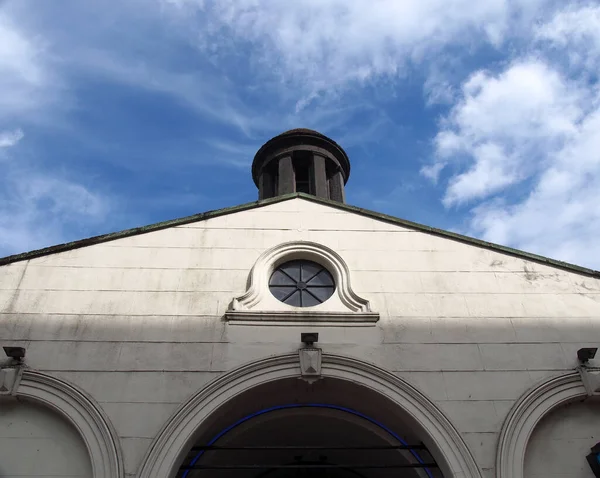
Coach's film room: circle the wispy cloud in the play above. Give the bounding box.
[160,0,555,106]
[0,8,63,124]
[0,127,109,254]
[71,48,269,139]
[535,3,600,70]
[0,128,23,149]
[0,7,110,256]
[0,173,110,254]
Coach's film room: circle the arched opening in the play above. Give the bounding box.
[175,377,441,478]
[495,371,588,478]
[524,400,600,477]
[137,354,481,478]
[0,398,93,477]
[1,370,124,478]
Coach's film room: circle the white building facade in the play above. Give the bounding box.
[1,129,600,478]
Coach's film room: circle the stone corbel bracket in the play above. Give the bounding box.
[0,365,24,397]
[226,241,379,326]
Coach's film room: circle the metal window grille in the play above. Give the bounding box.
[269,260,335,307]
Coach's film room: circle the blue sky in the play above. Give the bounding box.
[1,0,599,268]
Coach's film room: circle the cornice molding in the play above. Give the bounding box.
[225,310,379,326]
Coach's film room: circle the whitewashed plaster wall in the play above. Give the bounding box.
[1,197,600,477]
[524,400,600,478]
[0,398,93,477]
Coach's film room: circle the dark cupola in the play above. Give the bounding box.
[252,128,350,203]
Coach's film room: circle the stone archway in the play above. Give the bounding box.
[495,372,588,478]
[1,369,124,478]
[137,354,482,478]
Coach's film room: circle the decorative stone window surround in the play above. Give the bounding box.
[226,241,379,326]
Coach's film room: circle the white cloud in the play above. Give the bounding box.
[423,3,600,268]
[160,0,552,104]
[424,75,456,106]
[420,162,446,184]
[0,128,24,148]
[0,13,43,83]
[431,60,583,206]
[0,10,57,118]
[535,3,600,69]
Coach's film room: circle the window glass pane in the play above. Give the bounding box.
[302,291,321,307]
[280,261,301,282]
[270,286,295,301]
[284,290,302,307]
[309,286,335,302]
[270,270,296,286]
[301,262,322,282]
[306,269,334,286]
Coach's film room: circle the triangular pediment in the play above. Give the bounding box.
[0,193,598,279]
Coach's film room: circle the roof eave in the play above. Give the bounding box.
[1,192,599,279]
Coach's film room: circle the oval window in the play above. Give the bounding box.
[269,260,335,307]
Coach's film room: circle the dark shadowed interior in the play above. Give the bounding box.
[176,377,443,478]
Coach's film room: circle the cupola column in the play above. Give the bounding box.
[258,169,274,200]
[311,154,328,198]
[329,169,345,203]
[277,156,295,195]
